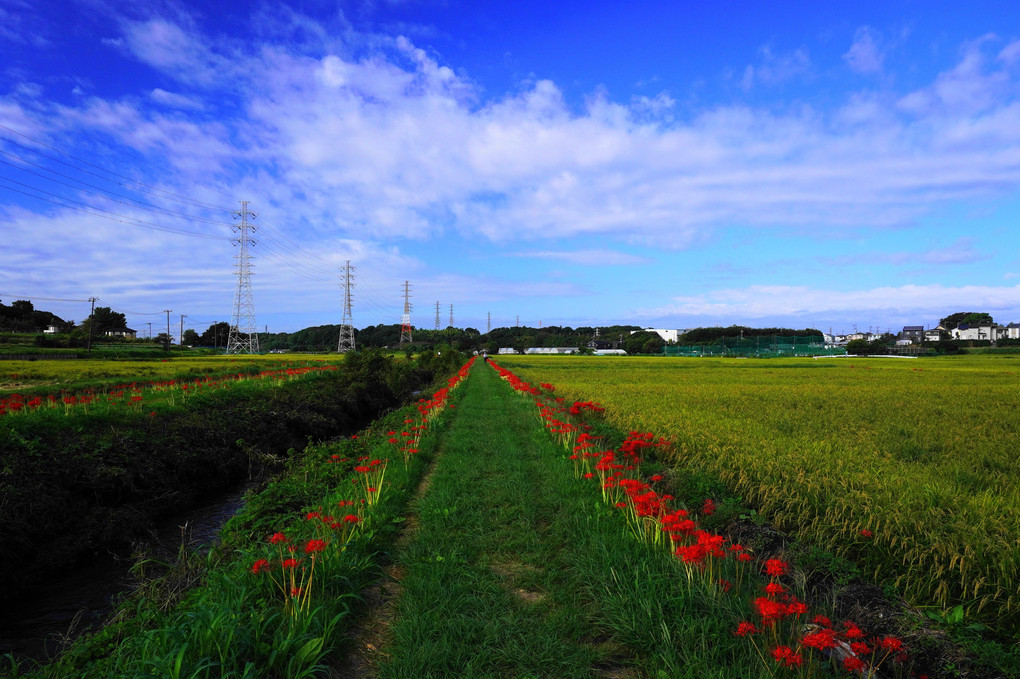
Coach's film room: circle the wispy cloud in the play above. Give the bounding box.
[512,249,652,266]
[844,27,885,74]
[637,283,1020,326]
[741,45,811,90]
[820,238,987,267]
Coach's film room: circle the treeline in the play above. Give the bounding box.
[0,299,71,333]
[256,323,655,353]
[676,326,823,344]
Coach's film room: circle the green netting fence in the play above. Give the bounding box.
[663,335,846,358]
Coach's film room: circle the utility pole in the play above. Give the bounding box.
[399,281,413,345]
[179,314,186,348]
[449,304,454,329]
[487,312,491,334]
[434,301,441,330]
[164,309,172,353]
[337,260,356,353]
[147,322,152,340]
[86,296,98,354]
[227,200,260,354]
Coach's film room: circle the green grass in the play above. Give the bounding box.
[378,363,768,678]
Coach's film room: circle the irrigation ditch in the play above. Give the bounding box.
[0,350,464,666]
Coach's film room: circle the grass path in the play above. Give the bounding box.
[364,362,763,679]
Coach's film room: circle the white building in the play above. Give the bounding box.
[631,328,687,343]
[952,324,999,341]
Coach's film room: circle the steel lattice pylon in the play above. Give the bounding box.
[399,280,413,345]
[337,260,356,353]
[226,200,260,354]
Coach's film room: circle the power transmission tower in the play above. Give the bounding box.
[399,281,413,345]
[227,200,260,354]
[449,304,454,328]
[179,314,186,347]
[434,301,441,330]
[487,312,491,333]
[337,260,356,353]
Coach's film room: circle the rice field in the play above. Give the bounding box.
[499,354,1020,632]
[0,354,339,395]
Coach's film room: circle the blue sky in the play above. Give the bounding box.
[3,0,1020,336]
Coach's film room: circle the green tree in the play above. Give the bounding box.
[182,329,200,346]
[83,307,127,336]
[940,312,993,330]
[199,322,231,348]
[154,332,174,351]
[845,338,870,354]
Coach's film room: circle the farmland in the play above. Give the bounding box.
[499,354,1020,634]
[4,355,1016,677]
[0,354,339,398]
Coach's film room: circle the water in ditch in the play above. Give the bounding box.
[0,480,258,664]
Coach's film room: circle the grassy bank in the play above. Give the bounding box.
[0,351,444,605]
[3,356,474,677]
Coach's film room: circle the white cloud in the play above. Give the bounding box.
[820,238,987,267]
[150,88,204,110]
[740,45,811,90]
[512,249,653,266]
[639,283,1020,323]
[844,27,885,74]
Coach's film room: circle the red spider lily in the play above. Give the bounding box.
[842,621,865,639]
[754,596,788,625]
[304,539,327,554]
[801,627,838,650]
[860,528,873,538]
[843,656,869,673]
[251,559,271,574]
[770,645,803,667]
[281,558,301,569]
[764,582,785,596]
[764,558,788,577]
[812,615,832,627]
[269,532,288,544]
[702,498,716,516]
[876,635,903,652]
[734,621,758,636]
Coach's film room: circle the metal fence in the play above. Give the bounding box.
[664,335,845,358]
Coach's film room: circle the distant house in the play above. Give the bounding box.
[1005,323,1020,340]
[44,324,59,334]
[952,323,1004,342]
[498,347,519,355]
[899,326,924,343]
[104,327,138,339]
[593,349,627,356]
[924,326,948,343]
[524,347,579,354]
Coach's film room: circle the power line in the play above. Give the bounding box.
[0,292,90,303]
[0,176,232,240]
[0,125,228,211]
[0,152,234,227]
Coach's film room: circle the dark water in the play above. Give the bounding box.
[0,480,256,664]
